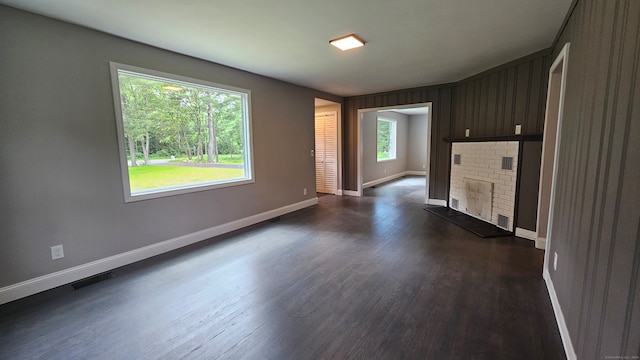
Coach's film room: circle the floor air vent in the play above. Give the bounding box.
[71,272,114,290]
[497,214,509,229]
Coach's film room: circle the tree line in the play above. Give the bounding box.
[118,73,245,167]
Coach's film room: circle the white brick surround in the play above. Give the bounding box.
[450,141,519,231]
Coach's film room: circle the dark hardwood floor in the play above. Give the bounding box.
[0,177,565,359]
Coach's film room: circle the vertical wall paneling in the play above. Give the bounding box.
[344,51,552,227]
[344,85,454,200]
[548,0,640,358]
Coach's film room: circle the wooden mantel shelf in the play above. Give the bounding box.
[443,134,543,143]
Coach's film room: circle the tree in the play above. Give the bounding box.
[207,101,219,163]
[116,70,247,166]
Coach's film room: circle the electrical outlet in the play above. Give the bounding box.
[554,252,558,271]
[384,168,387,174]
[515,124,522,135]
[303,188,307,196]
[51,245,64,260]
[465,128,470,137]
[422,164,426,169]
[310,149,314,157]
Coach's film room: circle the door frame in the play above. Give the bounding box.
[314,99,343,195]
[356,102,433,203]
[314,110,339,194]
[539,43,570,260]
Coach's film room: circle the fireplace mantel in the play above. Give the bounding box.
[443,134,542,143]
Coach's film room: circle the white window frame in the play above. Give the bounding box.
[109,62,254,202]
[376,117,397,162]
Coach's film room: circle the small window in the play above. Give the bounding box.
[377,118,397,162]
[110,63,253,202]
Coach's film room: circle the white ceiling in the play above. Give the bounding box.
[1,0,572,97]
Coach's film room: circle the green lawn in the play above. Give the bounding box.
[129,165,244,191]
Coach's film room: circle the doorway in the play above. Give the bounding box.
[537,43,570,253]
[356,103,433,203]
[315,98,342,195]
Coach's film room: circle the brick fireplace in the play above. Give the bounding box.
[449,141,519,231]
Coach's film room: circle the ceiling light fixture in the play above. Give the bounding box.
[330,34,365,51]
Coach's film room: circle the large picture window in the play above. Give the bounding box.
[377,118,397,162]
[110,63,253,202]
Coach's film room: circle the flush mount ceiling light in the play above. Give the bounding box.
[329,34,365,51]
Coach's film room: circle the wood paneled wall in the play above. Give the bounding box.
[452,50,551,138]
[547,0,640,358]
[343,50,551,229]
[344,85,454,200]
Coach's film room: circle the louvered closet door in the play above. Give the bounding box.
[315,112,338,194]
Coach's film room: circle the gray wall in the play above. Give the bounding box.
[362,111,408,183]
[0,6,341,288]
[548,0,640,358]
[407,114,428,172]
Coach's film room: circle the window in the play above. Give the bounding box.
[110,63,253,202]
[377,118,397,161]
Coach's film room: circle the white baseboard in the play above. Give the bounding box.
[536,236,547,250]
[335,189,343,196]
[0,198,319,305]
[343,190,359,197]
[515,227,537,241]
[427,199,447,206]
[364,170,427,189]
[544,268,577,360]
[363,172,406,189]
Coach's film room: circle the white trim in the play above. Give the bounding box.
[361,171,426,189]
[343,190,360,197]
[515,227,537,241]
[375,117,398,162]
[315,99,343,196]
[0,198,318,305]
[363,172,406,189]
[536,237,547,250]
[427,199,447,206]
[543,43,570,275]
[544,268,577,360]
[357,103,432,198]
[109,62,255,203]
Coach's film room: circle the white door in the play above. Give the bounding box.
[315,111,338,194]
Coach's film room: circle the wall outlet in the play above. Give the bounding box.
[515,124,522,135]
[51,244,64,260]
[554,252,558,271]
[384,168,387,174]
[310,149,314,157]
[303,188,307,196]
[422,164,426,169]
[465,128,470,137]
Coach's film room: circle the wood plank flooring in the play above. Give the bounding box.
[0,177,565,359]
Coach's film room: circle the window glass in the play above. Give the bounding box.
[110,63,253,201]
[377,118,397,161]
